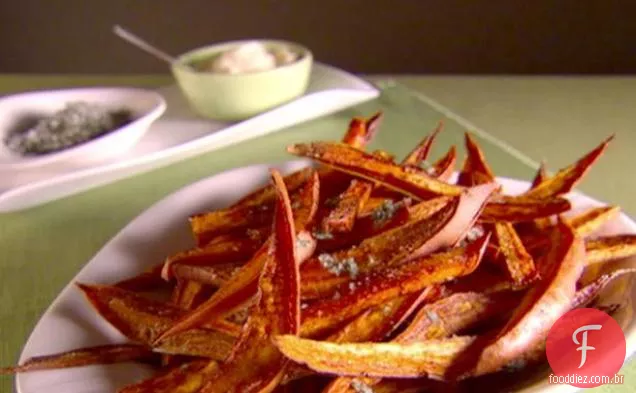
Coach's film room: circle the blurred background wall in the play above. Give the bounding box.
[1,0,635,74]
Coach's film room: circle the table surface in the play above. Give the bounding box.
[0,73,634,393]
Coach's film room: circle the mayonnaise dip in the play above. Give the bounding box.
[208,42,298,74]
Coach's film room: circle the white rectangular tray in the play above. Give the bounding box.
[0,63,379,212]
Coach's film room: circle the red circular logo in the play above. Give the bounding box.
[546,308,626,388]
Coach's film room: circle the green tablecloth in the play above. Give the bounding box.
[0,76,633,392]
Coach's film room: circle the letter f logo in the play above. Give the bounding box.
[572,324,602,368]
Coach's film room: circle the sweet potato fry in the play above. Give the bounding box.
[190,203,277,247]
[190,167,321,247]
[326,288,442,344]
[115,263,167,292]
[327,195,450,250]
[196,169,301,393]
[429,145,457,182]
[586,234,636,265]
[231,168,314,210]
[521,135,613,199]
[161,234,266,280]
[319,114,386,234]
[317,198,413,253]
[274,334,476,379]
[302,200,457,300]
[157,230,315,343]
[302,185,495,301]
[572,268,636,309]
[402,121,443,166]
[156,173,318,342]
[492,222,538,285]
[305,289,442,391]
[322,290,523,393]
[281,291,437,387]
[0,344,156,375]
[287,141,465,198]
[569,206,621,236]
[358,197,393,215]
[448,218,586,378]
[372,150,396,163]
[322,179,373,233]
[446,266,517,294]
[341,112,383,149]
[518,206,623,256]
[171,263,239,287]
[118,359,219,393]
[457,133,496,187]
[530,161,549,189]
[276,219,585,380]
[365,378,443,393]
[480,196,571,222]
[77,284,237,359]
[326,376,440,393]
[395,291,523,343]
[171,280,212,310]
[300,235,488,337]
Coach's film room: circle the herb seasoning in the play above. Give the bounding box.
[4,101,133,156]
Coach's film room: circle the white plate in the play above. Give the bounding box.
[0,87,166,169]
[15,161,636,393]
[0,63,379,213]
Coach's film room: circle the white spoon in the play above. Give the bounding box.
[113,25,194,70]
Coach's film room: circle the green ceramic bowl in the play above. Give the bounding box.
[171,39,313,121]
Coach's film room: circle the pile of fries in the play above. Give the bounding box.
[4,113,636,393]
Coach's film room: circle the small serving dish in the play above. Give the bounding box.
[0,87,166,171]
[171,39,313,121]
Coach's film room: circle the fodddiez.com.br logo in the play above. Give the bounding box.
[546,308,627,388]
[548,374,624,385]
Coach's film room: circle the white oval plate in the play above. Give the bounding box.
[0,87,166,170]
[15,161,636,393]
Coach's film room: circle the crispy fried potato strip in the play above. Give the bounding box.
[300,235,488,337]
[492,222,538,285]
[115,263,167,292]
[118,359,220,393]
[530,161,549,189]
[586,234,636,265]
[521,136,613,199]
[162,234,265,280]
[196,169,301,393]
[325,289,440,344]
[322,179,373,234]
[274,219,586,380]
[157,173,319,341]
[323,290,522,393]
[569,206,621,236]
[301,185,495,300]
[395,291,522,343]
[274,335,476,379]
[429,145,457,182]
[321,114,385,234]
[171,263,238,288]
[402,121,443,166]
[481,196,571,222]
[317,198,413,253]
[287,142,464,198]
[457,133,496,187]
[76,284,237,359]
[341,112,383,149]
[572,268,636,309]
[0,344,156,375]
